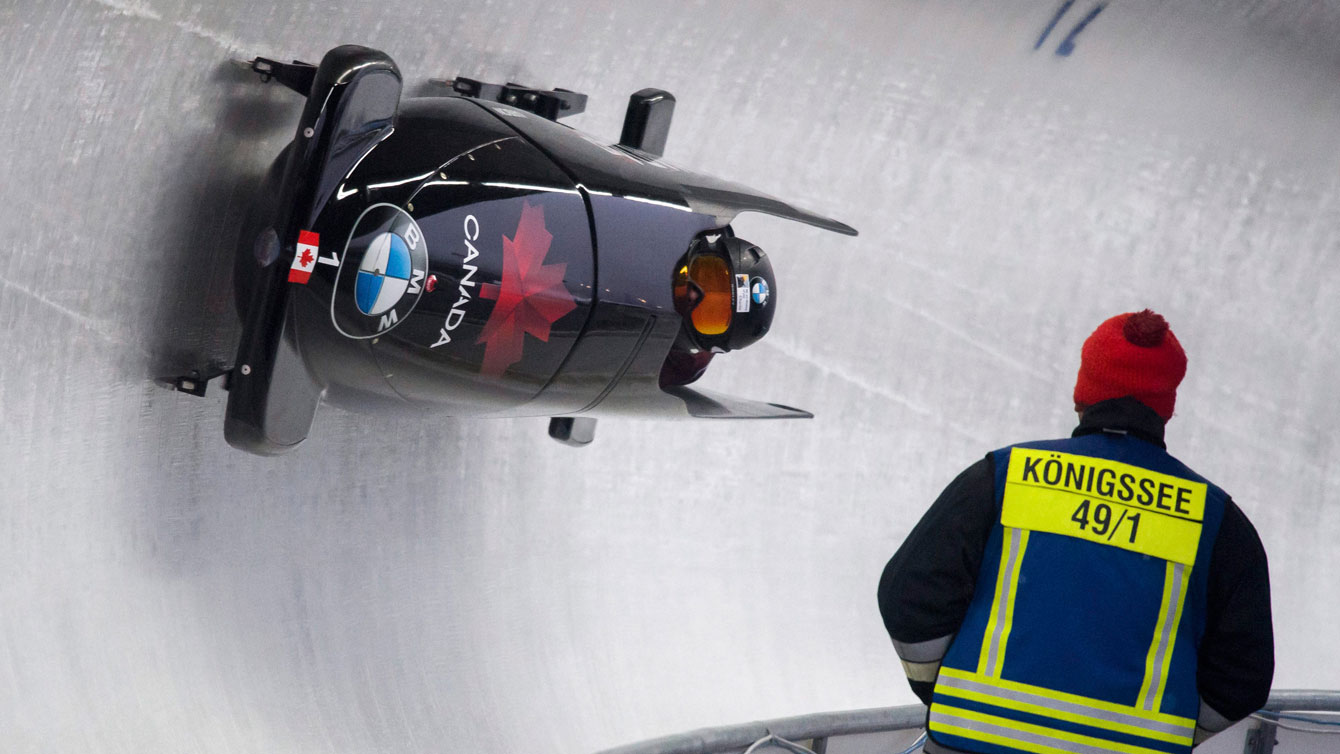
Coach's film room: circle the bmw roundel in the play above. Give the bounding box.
[356,232,414,316]
[331,203,429,339]
[751,276,770,306]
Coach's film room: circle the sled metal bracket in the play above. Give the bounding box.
[548,417,597,447]
[165,363,234,397]
[249,57,318,96]
[442,77,587,121]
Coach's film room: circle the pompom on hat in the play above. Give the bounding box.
[1073,309,1187,421]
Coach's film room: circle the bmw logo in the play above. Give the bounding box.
[751,277,770,306]
[356,232,414,316]
[331,203,429,339]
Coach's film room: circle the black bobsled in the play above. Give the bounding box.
[176,45,856,455]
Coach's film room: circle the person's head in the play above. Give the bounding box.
[1073,309,1186,421]
[672,232,776,353]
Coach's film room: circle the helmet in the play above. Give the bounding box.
[672,232,776,353]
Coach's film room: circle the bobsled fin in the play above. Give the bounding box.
[682,184,858,237]
[663,386,813,419]
[463,93,857,236]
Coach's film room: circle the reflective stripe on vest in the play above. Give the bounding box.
[1139,561,1191,712]
[977,527,1029,677]
[930,700,1193,754]
[931,667,1195,747]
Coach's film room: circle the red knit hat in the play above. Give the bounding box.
[1073,310,1187,420]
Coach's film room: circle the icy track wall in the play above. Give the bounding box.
[2,1,1338,752]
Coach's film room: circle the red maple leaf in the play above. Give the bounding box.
[476,201,577,376]
[299,249,314,268]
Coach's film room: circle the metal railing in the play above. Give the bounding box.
[597,690,1340,754]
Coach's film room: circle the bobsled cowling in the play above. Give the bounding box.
[224,45,855,455]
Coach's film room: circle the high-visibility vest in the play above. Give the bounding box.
[928,432,1227,754]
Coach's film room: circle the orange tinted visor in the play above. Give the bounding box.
[673,254,733,335]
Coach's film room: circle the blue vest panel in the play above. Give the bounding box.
[929,433,1227,754]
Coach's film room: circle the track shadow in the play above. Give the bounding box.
[145,59,302,387]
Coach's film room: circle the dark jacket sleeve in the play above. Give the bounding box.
[1198,498,1274,724]
[878,456,998,703]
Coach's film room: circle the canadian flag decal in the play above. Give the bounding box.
[288,230,320,284]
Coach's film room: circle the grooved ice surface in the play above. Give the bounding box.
[1,1,1338,752]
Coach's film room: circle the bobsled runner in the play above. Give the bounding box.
[170,45,856,454]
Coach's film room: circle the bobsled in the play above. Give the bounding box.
[175,45,855,454]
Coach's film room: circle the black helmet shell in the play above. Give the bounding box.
[675,233,776,353]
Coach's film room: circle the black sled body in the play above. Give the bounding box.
[223,45,855,455]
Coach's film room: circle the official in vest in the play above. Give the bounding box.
[878,310,1273,754]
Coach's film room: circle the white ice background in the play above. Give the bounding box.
[1,1,1337,752]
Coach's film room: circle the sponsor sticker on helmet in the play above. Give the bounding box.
[751,276,770,306]
[735,273,750,313]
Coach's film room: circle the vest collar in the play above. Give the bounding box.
[1073,397,1167,448]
